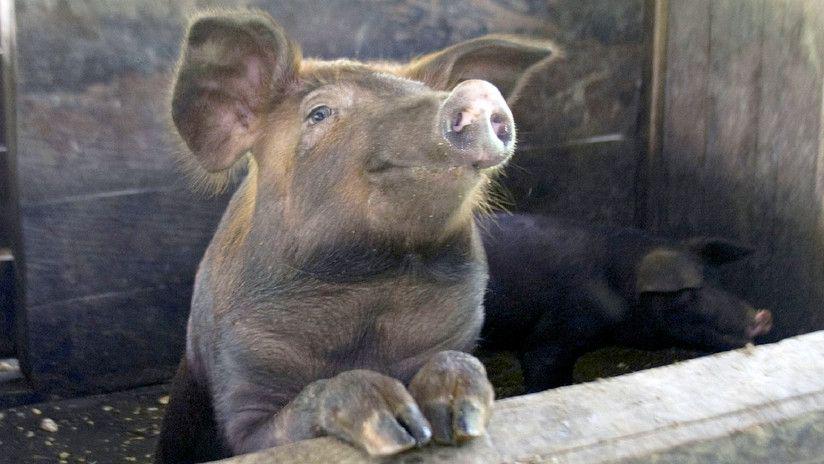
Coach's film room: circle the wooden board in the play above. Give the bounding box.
[21,189,226,307]
[651,0,824,341]
[24,285,190,394]
[219,331,824,464]
[504,35,645,226]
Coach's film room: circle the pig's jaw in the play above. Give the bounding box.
[360,170,491,245]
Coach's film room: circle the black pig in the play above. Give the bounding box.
[478,213,773,392]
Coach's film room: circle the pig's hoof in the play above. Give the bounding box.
[408,351,494,445]
[318,369,432,456]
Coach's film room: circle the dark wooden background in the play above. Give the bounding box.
[4,0,822,396]
[644,0,824,344]
[9,0,646,395]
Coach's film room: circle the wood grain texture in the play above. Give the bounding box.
[23,284,190,395]
[504,35,645,226]
[650,0,711,235]
[655,0,824,340]
[753,0,824,340]
[218,331,824,464]
[21,188,227,307]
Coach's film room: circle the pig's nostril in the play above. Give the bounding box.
[755,309,773,327]
[491,113,512,144]
[452,111,464,132]
[747,309,773,338]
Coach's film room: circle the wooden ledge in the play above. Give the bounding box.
[216,331,824,463]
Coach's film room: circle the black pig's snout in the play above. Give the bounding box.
[747,309,773,338]
[440,80,515,169]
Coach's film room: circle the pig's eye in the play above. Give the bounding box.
[307,105,332,124]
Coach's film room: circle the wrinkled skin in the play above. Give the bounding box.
[155,11,555,464]
[479,213,773,393]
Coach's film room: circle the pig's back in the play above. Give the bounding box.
[477,213,608,349]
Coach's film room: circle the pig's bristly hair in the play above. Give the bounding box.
[173,139,252,196]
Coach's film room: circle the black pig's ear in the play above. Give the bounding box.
[686,237,754,266]
[172,12,301,172]
[636,248,704,294]
[403,35,558,96]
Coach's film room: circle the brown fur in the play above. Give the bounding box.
[156,10,553,463]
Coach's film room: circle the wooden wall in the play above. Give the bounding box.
[645,0,824,341]
[0,0,18,358]
[502,1,646,226]
[11,1,646,395]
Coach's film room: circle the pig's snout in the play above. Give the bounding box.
[440,80,515,169]
[747,309,773,338]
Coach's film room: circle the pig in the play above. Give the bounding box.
[155,11,555,464]
[478,213,773,393]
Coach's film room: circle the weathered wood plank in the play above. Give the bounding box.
[753,0,824,340]
[806,0,824,334]
[702,0,764,242]
[23,284,190,395]
[684,0,767,322]
[500,140,638,226]
[21,188,227,307]
[504,35,645,226]
[652,0,711,235]
[657,0,824,341]
[218,331,824,464]
[16,74,185,206]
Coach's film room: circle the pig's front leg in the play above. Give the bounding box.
[408,351,495,445]
[224,370,432,457]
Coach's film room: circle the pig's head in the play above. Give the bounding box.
[171,12,554,248]
[632,238,772,351]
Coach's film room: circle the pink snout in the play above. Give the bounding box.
[440,80,515,169]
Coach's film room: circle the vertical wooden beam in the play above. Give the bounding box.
[653,0,712,236]
[636,0,669,230]
[809,1,824,331]
[0,0,23,363]
[698,0,765,301]
[756,0,824,338]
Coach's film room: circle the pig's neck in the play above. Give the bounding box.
[286,226,481,283]
[236,188,483,284]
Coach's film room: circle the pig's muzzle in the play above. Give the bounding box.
[747,309,773,338]
[439,80,515,169]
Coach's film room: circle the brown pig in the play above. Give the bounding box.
[155,11,555,463]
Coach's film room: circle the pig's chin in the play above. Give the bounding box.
[363,168,490,240]
[365,161,495,194]
[671,322,755,352]
[365,160,501,177]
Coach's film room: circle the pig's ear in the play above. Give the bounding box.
[636,248,704,294]
[686,237,754,266]
[403,35,558,96]
[172,12,301,172]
